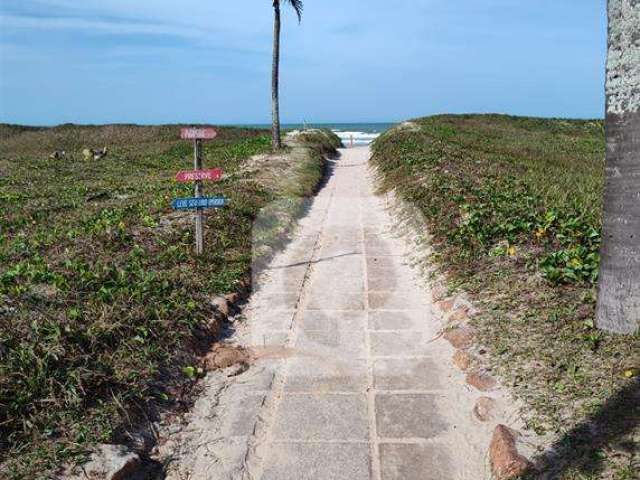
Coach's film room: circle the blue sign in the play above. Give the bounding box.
[172,196,228,210]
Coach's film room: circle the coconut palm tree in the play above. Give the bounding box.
[271,0,303,150]
[596,0,640,334]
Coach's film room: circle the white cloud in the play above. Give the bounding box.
[1,14,219,40]
[2,0,274,37]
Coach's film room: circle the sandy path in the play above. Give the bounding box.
[161,146,496,479]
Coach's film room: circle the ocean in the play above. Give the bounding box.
[235,122,396,146]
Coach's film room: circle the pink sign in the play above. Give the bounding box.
[180,127,218,140]
[176,168,223,183]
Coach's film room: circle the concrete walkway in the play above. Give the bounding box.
[163,146,492,480]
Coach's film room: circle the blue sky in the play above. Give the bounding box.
[0,0,607,125]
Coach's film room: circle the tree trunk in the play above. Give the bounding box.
[271,1,282,151]
[596,0,640,334]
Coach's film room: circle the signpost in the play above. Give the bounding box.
[176,168,223,183]
[173,127,225,255]
[172,197,227,210]
[180,127,218,140]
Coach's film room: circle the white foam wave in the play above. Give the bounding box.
[332,130,380,145]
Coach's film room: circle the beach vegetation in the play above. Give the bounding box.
[371,114,640,478]
[0,123,339,478]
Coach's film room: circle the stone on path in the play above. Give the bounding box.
[473,396,497,422]
[466,371,498,392]
[443,326,475,350]
[489,425,531,480]
[452,350,473,371]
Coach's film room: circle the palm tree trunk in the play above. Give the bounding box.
[272,0,282,150]
[596,0,640,334]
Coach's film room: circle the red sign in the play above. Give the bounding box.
[176,168,223,183]
[180,127,218,140]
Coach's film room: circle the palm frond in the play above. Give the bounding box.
[283,0,303,22]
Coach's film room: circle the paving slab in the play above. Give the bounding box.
[367,310,430,331]
[379,443,451,480]
[262,443,371,480]
[265,270,308,292]
[367,274,418,292]
[368,291,430,310]
[250,310,296,331]
[284,357,368,393]
[369,331,436,357]
[373,358,446,391]
[295,329,367,358]
[375,394,448,440]
[224,394,266,436]
[301,310,367,332]
[366,256,406,269]
[258,292,300,310]
[272,394,369,441]
[306,291,365,311]
[249,331,290,348]
[311,271,366,293]
[312,262,365,279]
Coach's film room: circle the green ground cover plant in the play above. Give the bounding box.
[0,124,339,478]
[371,115,639,479]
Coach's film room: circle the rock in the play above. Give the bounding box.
[83,147,108,161]
[489,425,531,479]
[211,296,230,317]
[225,292,240,304]
[93,147,108,161]
[448,308,469,324]
[466,371,497,391]
[436,299,455,313]
[204,344,252,370]
[72,444,141,480]
[473,396,497,422]
[452,350,473,371]
[443,326,475,350]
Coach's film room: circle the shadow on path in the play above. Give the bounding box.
[267,252,361,270]
[525,379,639,478]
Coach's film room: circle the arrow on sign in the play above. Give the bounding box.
[172,196,228,210]
[176,168,223,183]
[180,128,218,140]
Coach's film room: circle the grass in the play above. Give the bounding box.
[371,114,640,479]
[0,124,340,479]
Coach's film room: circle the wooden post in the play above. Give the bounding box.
[193,138,204,255]
[178,127,217,256]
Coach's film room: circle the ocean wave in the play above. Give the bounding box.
[332,130,380,145]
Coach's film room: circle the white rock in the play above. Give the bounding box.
[67,444,141,480]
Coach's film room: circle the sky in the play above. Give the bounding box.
[0,0,607,125]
